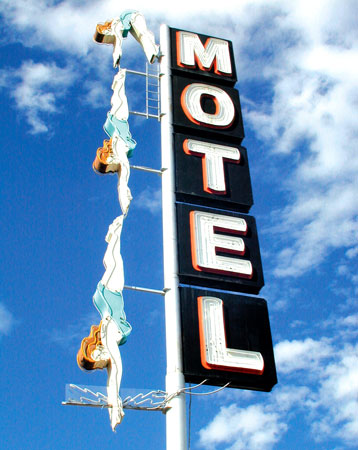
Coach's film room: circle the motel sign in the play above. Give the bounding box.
[64,16,277,448]
[169,28,277,392]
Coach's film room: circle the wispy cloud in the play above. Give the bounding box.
[1,60,76,133]
[82,79,109,108]
[49,310,99,351]
[322,313,358,340]
[199,402,287,450]
[238,0,358,277]
[309,343,358,443]
[0,0,96,55]
[0,302,16,336]
[274,337,333,375]
[135,187,161,215]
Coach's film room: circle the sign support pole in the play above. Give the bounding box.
[160,24,188,450]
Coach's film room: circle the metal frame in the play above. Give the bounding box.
[62,380,229,413]
[62,384,171,412]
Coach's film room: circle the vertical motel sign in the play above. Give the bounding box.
[169,28,277,391]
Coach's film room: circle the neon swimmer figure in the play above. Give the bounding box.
[92,10,160,217]
[78,216,130,431]
[77,11,160,431]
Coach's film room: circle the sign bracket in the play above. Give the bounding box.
[130,164,165,175]
[123,284,169,296]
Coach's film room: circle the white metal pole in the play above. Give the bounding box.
[160,24,188,450]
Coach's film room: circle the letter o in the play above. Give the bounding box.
[181,83,235,128]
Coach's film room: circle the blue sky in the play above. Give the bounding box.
[1,1,357,449]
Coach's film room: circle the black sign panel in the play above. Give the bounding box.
[169,26,276,393]
[180,287,277,391]
[176,203,264,294]
[172,76,244,143]
[170,27,237,86]
[174,133,253,212]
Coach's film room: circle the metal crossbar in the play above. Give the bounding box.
[130,164,165,175]
[123,284,169,295]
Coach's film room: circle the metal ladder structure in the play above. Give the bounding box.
[127,63,161,120]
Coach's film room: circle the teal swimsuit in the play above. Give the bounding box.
[120,10,137,37]
[103,113,137,158]
[93,282,132,345]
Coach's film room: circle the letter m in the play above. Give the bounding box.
[176,31,232,75]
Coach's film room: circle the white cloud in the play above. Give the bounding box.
[0,70,9,88]
[49,310,99,350]
[199,332,358,449]
[322,313,358,341]
[346,246,358,259]
[0,0,96,55]
[135,187,161,214]
[309,343,358,444]
[199,403,287,450]
[8,60,75,133]
[82,79,109,108]
[274,337,333,374]
[271,385,309,413]
[146,308,161,327]
[0,0,245,55]
[340,314,358,328]
[0,302,15,336]
[272,181,358,277]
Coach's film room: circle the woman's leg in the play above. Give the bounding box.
[101,316,124,431]
[101,215,125,292]
[110,69,129,121]
[129,12,159,64]
[112,135,132,216]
